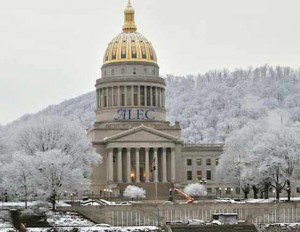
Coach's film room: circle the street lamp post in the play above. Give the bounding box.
[109,189,112,200]
[199,179,207,200]
[104,189,107,199]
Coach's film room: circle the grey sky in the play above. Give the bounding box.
[1,0,300,125]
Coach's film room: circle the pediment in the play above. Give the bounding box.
[103,125,179,142]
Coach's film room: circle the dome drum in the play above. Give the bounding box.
[101,63,159,79]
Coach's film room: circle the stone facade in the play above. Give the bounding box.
[87,1,232,199]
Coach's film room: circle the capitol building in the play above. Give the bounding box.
[88,1,229,199]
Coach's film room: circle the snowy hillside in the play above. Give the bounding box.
[5,65,300,143]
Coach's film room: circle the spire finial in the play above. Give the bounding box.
[122,0,137,33]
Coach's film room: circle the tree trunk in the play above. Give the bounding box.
[286,180,291,202]
[276,189,280,200]
[264,183,270,199]
[252,185,259,199]
[50,192,57,211]
[244,192,248,199]
[260,190,264,199]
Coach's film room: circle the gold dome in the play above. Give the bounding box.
[103,0,157,65]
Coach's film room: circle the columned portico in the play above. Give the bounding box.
[106,144,176,184]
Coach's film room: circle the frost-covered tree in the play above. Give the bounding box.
[250,127,300,201]
[123,185,146,200]
[33,149,94,210]
[2,116,100,210]
[184,183,207,198]
[218,111,300,200]
[2,152,35,208]
[216,121,265,198]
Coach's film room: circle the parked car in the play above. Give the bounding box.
[188,219,205,225]
[166,221,187,225]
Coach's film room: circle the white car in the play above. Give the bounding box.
[188,219,205,225]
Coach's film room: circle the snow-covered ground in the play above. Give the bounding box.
[0,210,160,232]
[0,226,160,232]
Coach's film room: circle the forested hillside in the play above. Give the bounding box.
[5,66,300,143]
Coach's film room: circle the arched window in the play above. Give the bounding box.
[133,68,136,75]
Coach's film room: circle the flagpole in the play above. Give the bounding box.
[155,168,157,201]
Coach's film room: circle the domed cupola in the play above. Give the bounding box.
[103,0,157,66]
[95,0,166,125]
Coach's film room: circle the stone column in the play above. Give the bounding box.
[105,87,109,107]
[145,148,150,182]
[135,148,140,182]
[96,89,99,108]
[144,86,147,106]
[162,148,167,182]
[138,85,141,106]
[118,86,121,107]
[112,87,115,107]
[124,85,127,106]
[154,148,158,183]
[108,149,114,182]
[171,148,176,182]
[150,86,153,106]
[155,87,158,107]
[131,85,135,106]
[127,148,131,183]
[117,148,122,183]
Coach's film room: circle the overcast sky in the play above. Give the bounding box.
[1,0,300,125]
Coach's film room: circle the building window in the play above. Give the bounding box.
[226,188,232,195]
[144,68,147,74]
[108,87,112,107]
[206,159,211,166]
[120,86,125,106]
[153,69,155,75]
[104,71,107,77]
[187,159,192,166]
[235,187,240,195]
[206,170,211,180]
[146,86,151,106]
[113,87,118,106]
[197,170,202,180]
[103,88,107,107]
[140,86,145,106]
[133,86,138,106]
[133,67,136,75]
[152,87,156,106]
[187,171,192,181]
[111,69,114,76]
[216,159,219,165]
[157,87,161,107]
[121,68,125,74]
[207,188,212,194]
[197,159,202,165]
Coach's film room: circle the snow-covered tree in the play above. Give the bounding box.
[249,127,300,201]
[123,185,146,200]
[2,116,100,210]
[184,183,207,198]
[2,152,35,208]
[216,121,265,198]
[33,149,94,210]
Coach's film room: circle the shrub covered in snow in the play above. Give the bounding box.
[123,185,146,200]
[184,183,207,198]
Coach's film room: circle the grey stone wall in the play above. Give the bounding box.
[58,202,300,227]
